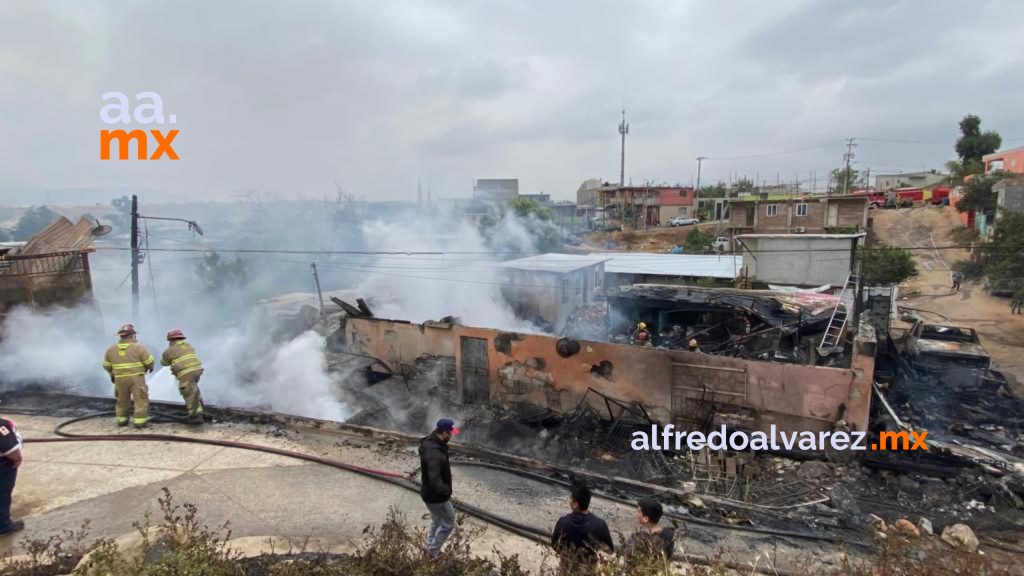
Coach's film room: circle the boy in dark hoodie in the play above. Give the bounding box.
[623,497,676,561]
[551,482,614,571]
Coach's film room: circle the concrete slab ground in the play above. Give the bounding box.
[1,411,850,573]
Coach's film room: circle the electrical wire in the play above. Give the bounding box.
[143,221,162,325]
[90,243,1011,257]
[703,140,846,161]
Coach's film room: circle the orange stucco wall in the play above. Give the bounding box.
[346,318,874,434]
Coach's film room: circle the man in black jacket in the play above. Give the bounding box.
[0,416,24,537]
[551,482,614,571]
[419,418,458,558]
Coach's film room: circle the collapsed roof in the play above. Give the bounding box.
[16,216,96,256]
[609,284,841,327]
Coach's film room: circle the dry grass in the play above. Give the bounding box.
[0,491,1019,576]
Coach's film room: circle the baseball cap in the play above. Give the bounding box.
[436,418,460,435]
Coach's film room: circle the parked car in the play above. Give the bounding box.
[904,321,991,372]
[711,236,730,251]
[669,217,699,227]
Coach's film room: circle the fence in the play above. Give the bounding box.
[0,250,94,309]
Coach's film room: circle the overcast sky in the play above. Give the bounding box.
[1,0,1022,203]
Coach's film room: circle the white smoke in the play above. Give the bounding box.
[352,213,544,332]
[0,196,554,422]
[0,305,352,421]
[0,305,109,395]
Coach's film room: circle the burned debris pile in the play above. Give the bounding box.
[864,344,1024,550]
[606,284,852,366]
[562,304,607,341]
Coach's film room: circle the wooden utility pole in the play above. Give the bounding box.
[311,262,326,320]
[130,194,140,322]
[129,197,204,324]
[695,156,707,217]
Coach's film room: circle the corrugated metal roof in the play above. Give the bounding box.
[18,217,95,256]
[500,253,608,273]
[587,252,741,279]
[735,233,866,239]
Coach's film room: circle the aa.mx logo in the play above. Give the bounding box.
[99,91,179,160]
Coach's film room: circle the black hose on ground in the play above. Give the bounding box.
[31,413,551,543]
[451,460,874,548]
[23,413,827,575]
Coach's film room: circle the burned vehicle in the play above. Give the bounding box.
[904,321,991,372]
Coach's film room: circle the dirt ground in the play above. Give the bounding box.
[871,205,1024,392]
[580,221,727,253]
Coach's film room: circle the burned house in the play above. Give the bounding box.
[0,217,99,324]
[605,284,855,365]
[343,310,876,435]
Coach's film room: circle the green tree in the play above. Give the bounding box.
[734,177,755,194]
[106,195,133,233]
[955,171,1010,214]
[684,228,713,254]
[480,199,560,253]
[508,197,553,221]
[862,243,917,285]
[944,160,969,188]
[13,206,59,240]
[698,183,727,198]
[830,167,863,194]
[983,210,1024,293]
[955,114,1001,175]
[194,252,248,293]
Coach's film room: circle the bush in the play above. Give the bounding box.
[862,243,917,285]
[683,229,713,254]
[3,490,1019,576]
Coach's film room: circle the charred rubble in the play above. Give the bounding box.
[312,294,1023,551]
[606,284,853,366]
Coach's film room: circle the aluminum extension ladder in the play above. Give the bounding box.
[818,275,857,357]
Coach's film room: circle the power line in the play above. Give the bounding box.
[93,247,539,256]
[704,140,845,161]
[89,242,1012,260]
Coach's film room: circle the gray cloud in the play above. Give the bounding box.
[1,0,1023,202]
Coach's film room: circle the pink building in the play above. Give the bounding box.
[983,145,1024,174]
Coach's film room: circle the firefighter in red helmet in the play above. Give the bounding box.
[102,324,155,428]
[160,329,206,425]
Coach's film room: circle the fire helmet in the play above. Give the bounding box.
[688,339,699,349]
[637,322,647,330]
[117,324,136,337]
[166,329,186,341]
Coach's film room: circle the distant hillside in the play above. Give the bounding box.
[0,182,162,206]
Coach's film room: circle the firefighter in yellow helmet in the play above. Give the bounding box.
[688,338,702,353]
[161,329,205,425]
[102,324,155,428]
